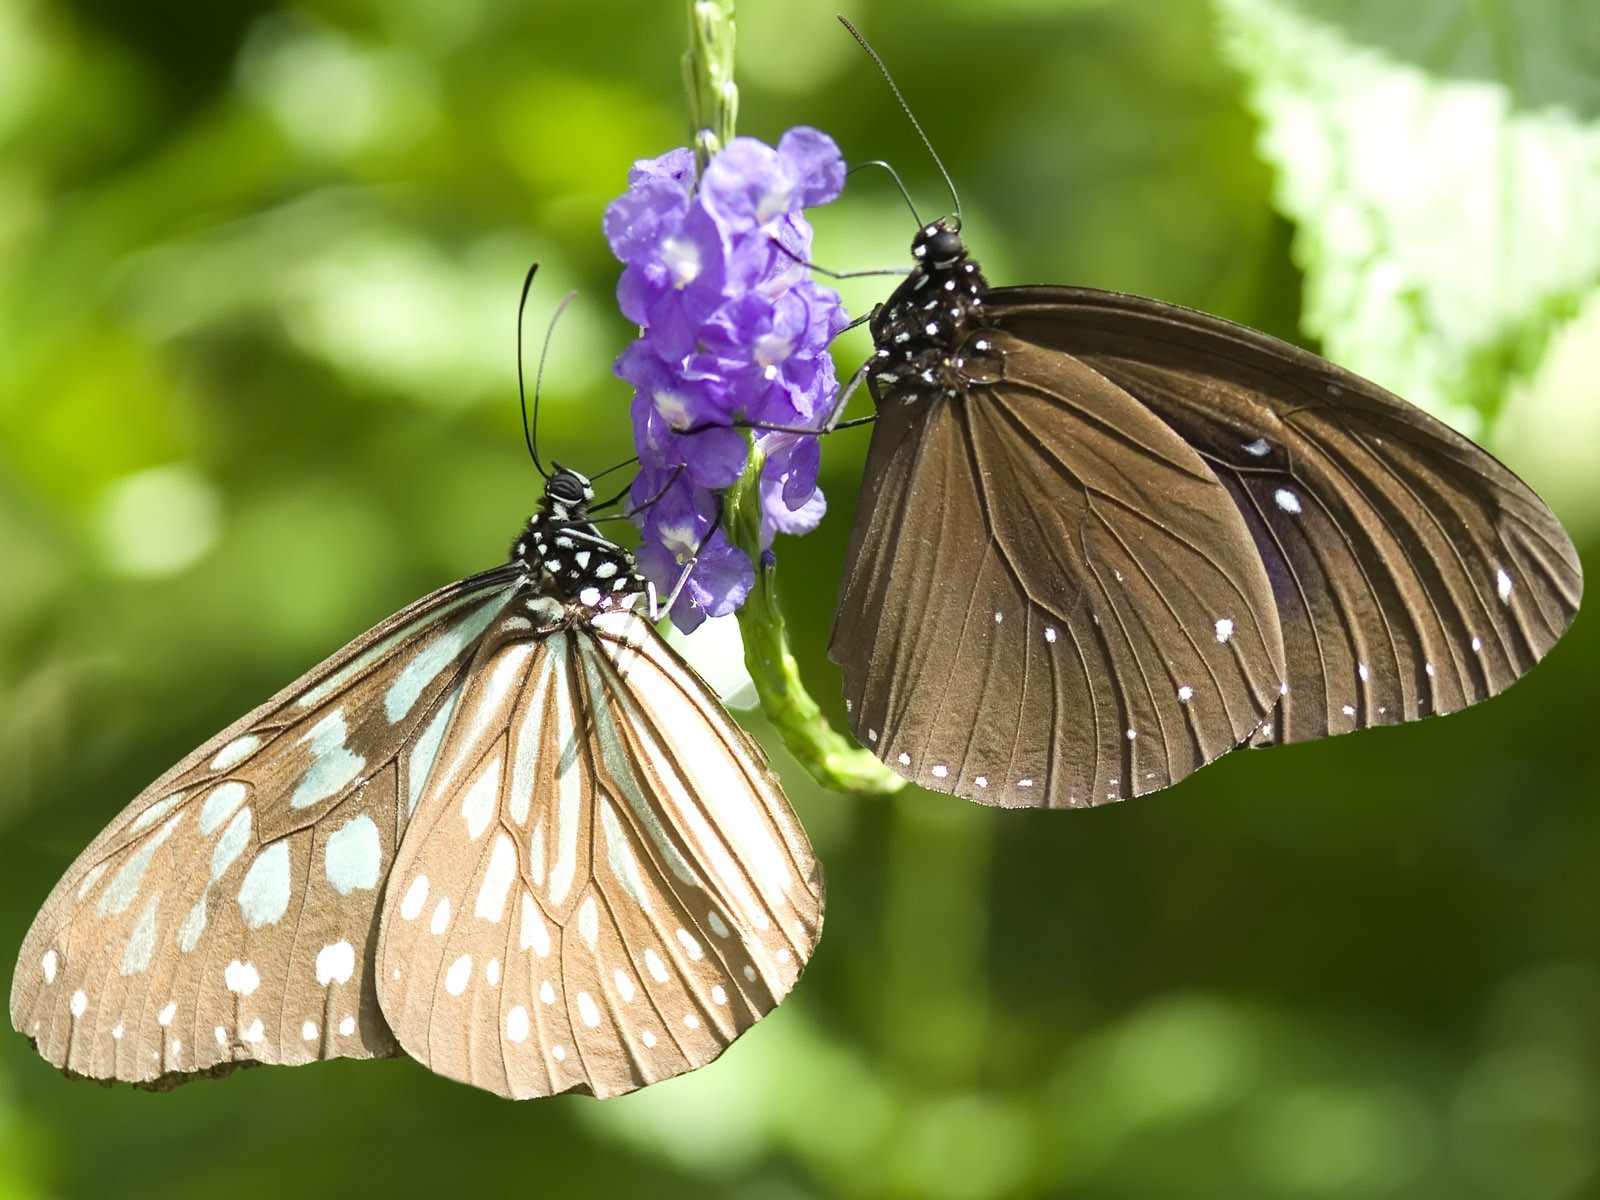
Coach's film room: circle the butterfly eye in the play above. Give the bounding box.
[547,473,587,507]
[926,229,964,263]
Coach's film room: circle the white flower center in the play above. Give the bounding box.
[652,388,693,429]
[662,236,701,288]
[660,521,698,560]
[754,331,794,368]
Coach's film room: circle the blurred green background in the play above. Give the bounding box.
[2,0,1597,1197]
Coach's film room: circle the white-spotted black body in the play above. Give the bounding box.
[509,466,641,614]
[866,220,997,403]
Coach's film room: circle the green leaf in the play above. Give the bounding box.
[1217,0,1600,436]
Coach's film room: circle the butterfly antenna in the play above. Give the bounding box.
[590,457,643,514]
[532,287,583,483]
[838,14,962,230]
[850,160,923,227]
[515,263,549,479]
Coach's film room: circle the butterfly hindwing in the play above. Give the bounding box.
[377,606,822,1099]
[10,570,520,1088]
[992,286,1584,745]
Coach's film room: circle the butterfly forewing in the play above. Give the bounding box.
[10,571,520,1087]
[993,287,1584,744]
[376,606,822,1099]
[833,329,1287,808]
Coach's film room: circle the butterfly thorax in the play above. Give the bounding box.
[509,468,644,616]
[867,220,997,403]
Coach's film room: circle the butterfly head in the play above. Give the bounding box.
[912,220,967,270]
[543,464,596,522]
[509,466,643,613]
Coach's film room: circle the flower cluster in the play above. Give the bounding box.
[605,128,848,632]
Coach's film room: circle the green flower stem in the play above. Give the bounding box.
[681,0,901,796]
[683,0,738,165]
[724,447,904,796]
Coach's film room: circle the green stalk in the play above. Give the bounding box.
[683,0,738,165]
[724,447,905,795]
[681,0,902,796]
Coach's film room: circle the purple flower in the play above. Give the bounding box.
[606,128,847,632]
[629,468,754,634]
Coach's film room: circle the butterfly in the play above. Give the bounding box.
[10,465,823,1099]
[828,219,1583,808]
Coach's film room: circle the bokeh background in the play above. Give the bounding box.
[2,1,1597,1197]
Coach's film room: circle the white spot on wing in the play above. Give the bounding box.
[238,842,292,927]
[324,814,381,894]
[289,709,366,809]
[74,861,109,900]
[224,959,260,996]
[520,893,551,956]
[178,898,207,952]
[121,892,161,975]
[444,954,473,996]
[644,949,670,983]
[460,758,502,841]
[1214,618,1234,644]
[1273,488,1302,514]
[1496,569,1513,603]
[506,1006,529,1043]
[407,684,462,818]
[676,929,703,961]
[1177,685,1193,702]
[578,896,600,949]
[99,812,185,917]
[383,595,504,723]
[577,991,601,1028]
[129,792,186,835]
[197,782,247,835]
[430,897,451,935]
[315,941,355,986]
[1242,438,1271,456]
[210,734,261,772]
[474,834,517,922]
[400,874,429,920]
[41,950,57,983]
[209,808,253,883]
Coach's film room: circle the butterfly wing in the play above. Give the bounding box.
[831,333,1287,808]
[10,569,520,1088]
[377,605,823,1099]
[989,286,1583,745]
